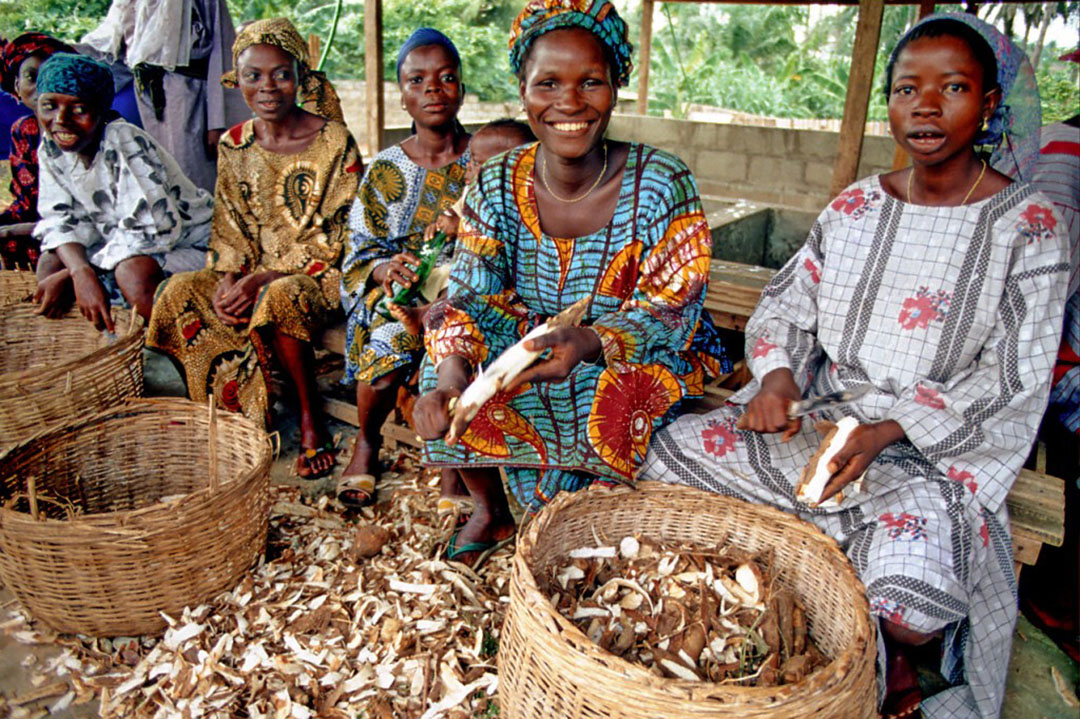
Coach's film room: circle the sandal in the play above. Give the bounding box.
[337,473,377,509]
[436,496,476,517]
[444,530,515,571]
[296,440,338,480]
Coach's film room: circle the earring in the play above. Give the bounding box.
[981,116,990,132]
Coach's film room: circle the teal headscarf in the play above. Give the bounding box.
[36,53,115,112]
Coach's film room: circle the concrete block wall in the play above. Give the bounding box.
[607,113,896,211]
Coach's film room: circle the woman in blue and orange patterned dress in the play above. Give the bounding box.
[412,0,728,564]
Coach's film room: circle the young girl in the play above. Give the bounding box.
[0,33,75,269]
[32,53,212,331]
[640,15,1066,719]
[336,28,472,508]
[146,18,361,479]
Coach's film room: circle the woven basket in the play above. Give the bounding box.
[0,302,143,451]
[0,270,37,305]
[0,398,273,636]
[499,482,878,719]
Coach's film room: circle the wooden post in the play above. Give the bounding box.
[364,0,385,155]
[307,34,321,67]
[829,0,885,198]
[637,0,655,115]
[892,0,936,171]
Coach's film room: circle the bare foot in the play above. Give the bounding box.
[388,301,426,336]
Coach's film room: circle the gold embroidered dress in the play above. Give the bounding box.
[146,119,361,423]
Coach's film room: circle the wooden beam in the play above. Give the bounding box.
[829,0,885,197]
[364,0,385,155]
[637,0,655,115]
[307,35,321,68]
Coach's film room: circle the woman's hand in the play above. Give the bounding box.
[214,272,279,325]
[34,268,74,319]
[375,252,421,296]
[427,209,459,241]
[212,272,241,325]
[69,265,114,332]
[818,420,905,502]
[737,368,802,441]
[505,326,602,391]
[414,388,462,441]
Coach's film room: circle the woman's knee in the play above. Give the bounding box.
[114,255,164,302]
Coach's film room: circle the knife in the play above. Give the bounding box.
[787,383,873,419]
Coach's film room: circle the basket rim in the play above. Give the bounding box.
[0,304,144,388]
[511,481,875,700]
[0,397,273,525]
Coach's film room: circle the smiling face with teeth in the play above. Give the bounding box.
[887,34,999,169]
[37,92,103,160]
[519,27,616,163]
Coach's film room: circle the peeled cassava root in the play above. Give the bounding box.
[796,417,866,508]
[545,536,828,686]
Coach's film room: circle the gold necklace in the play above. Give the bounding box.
[906,159,988,206]
[540,142,608,204]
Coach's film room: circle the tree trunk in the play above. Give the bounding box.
[1030,2,1056,71]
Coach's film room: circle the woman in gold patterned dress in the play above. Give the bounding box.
[336,28,470,505]
[146,18,362,479]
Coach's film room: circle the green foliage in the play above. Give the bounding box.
[1037,59,1080,124]
[0,0,112,44]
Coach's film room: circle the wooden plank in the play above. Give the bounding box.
[1007,468,1066,547]
[1012,529,1044,567]
[637,0,655,116]
[320,395,423,449]
[364,0,385,155]
[829,0,885,197]
[307,34,321,68]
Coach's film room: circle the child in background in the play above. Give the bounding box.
[32,53,212,331]
[0,33,75,270]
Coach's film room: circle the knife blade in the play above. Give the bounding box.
[787,383,873,419]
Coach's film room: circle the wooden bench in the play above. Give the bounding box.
[317,260,1066,576]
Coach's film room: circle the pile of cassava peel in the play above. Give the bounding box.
[546,536,828,686]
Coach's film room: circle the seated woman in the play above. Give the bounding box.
[640,15,1067,719]
[146,18,362,478]
[32,53,212,331]
[412,0,727,564]
[337,28,472,508]
[0,33,74,270]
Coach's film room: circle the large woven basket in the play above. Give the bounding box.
[0,398,273,636]
[0,270,37,305]
[499,482,878,719]
[0,301,143,451]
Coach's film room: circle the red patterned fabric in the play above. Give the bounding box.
[0,113,41,268]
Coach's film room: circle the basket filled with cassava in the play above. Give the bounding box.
[0,398,273,636]
[0,269,37,305]
[0,299,143,450]
[499,482,877,719]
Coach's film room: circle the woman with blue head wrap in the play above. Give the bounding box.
[32,52,213,332]
[337,27,473,508]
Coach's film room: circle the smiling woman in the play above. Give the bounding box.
[410,0,729,567]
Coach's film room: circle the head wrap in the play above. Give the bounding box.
[509,0,633,87]
[396,28,461,82]
[36,53,115,112]
[221,17,345,123]
[888,12,1041,181]
[0,33,76,97]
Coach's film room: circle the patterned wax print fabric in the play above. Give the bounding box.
[339,143,469,385]
[146,119,361,426]
[1033,121,1080,432]
[421,142,725,512]
[640,176,1069,719]
[34,119,213,273]
[0,115,41,268]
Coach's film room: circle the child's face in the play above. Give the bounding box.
[465,129,527,184]
[37,93,102,155]
[887,34,998,167]
[14,54,44,109]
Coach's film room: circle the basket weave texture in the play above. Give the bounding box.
[0,298,143,451]
[499,482,878,719]
[0,270,37,305]
[0,398,273,636]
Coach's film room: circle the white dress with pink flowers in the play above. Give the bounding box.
[640,176,1068,719]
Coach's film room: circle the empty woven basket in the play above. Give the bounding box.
[499,482,878,719]
[0,302,143,451]
[0,398,273,636]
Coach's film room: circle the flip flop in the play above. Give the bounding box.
[337,473,376,509]
[444,530,515,571]
[296,440,338,480]
[882,688,921,719]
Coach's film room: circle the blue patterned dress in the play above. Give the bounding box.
[340,144,469,384]
[420,142,728,511]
